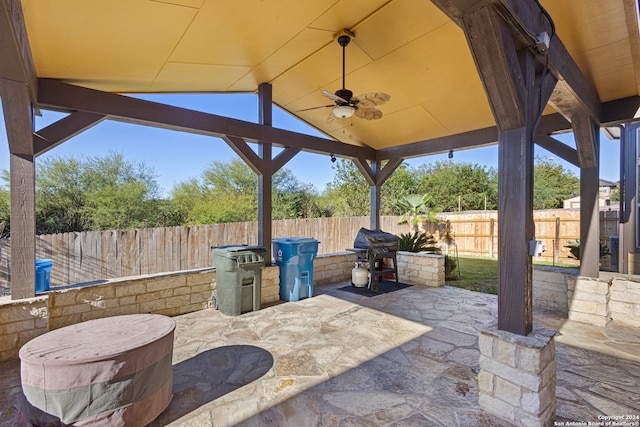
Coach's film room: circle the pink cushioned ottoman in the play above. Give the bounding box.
[19,314,175,426]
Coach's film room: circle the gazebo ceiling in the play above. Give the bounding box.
[20,0,640,150]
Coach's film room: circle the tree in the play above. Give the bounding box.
[417,161,498,212]
[322,160,420,217]
[171,158,324,224]
[533,157,579,209]
[610,184,620,202]
[34,152,172,234]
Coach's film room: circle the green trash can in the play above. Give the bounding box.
[211,245,267,316]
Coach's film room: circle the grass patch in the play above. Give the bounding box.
[446,256,580,295]
[446,256,498,294]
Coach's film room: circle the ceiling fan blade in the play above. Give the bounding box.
[355,92,391,107]
[321,90,349,104]
[327,112,339,123]
[355,107,383,120]
[295,104,335,112]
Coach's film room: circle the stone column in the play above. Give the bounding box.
[478,323,556,427]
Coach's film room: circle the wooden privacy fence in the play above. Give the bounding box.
[0,210,619,288]
[431,209,618,265]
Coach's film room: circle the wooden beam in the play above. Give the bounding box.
[222,135,265,175]
[534,134,579,167]
[1,78,35,299]
[272,147,301,173]
[0,0,37,102]
[353,158,403,187]
[600,96,640,126]
[463,6,527,130]
[37,79,375,160]
[377,113,570,161]
[572,112,598,169]
[33,111,106,156]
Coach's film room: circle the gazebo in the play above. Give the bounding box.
[2,0,640,423]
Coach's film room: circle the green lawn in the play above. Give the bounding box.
[446,256,499,294]
[445,255,579,295]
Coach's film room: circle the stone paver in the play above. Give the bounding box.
[0,282,639,426]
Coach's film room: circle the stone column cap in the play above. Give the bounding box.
[480,322,556,348]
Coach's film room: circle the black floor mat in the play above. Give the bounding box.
[337,280,412,297]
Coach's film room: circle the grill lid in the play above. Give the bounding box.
[353,228,399,251]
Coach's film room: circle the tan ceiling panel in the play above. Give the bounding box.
[309,0,390,33]
[22,0,196,91]
[153,0,205,8]
[150,63,253,92]
[572,41,638,102]
[425,85,495,134]
[169,0,335,67]
[352,0,450,60]
[229,28,334,92]
[541,0,631,55]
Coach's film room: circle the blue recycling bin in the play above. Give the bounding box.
[272,238,319,302]
[35,259,52,293]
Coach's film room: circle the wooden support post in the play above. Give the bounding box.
[258,83,273,261]
[461,5,557,335]
[370,161,382,231]
[1,79,35,299]
[497,127,534,335]
[572,113,600,277]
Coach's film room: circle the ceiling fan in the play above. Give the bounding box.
[299,31,391,123]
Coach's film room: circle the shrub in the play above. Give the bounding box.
[565,238,610,260]
[398,231,439,253]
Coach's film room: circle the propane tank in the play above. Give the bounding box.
[351,262,369,287]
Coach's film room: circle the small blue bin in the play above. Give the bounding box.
[35,259,52,293]
[272,238,319,302]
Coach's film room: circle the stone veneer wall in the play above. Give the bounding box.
[0,266,280,362]
[397,251,445,287]
[532,267,640,328]
[313,252,357,285]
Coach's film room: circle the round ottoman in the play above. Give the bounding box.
[19,314,175,426]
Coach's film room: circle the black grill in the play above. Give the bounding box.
[353,228,400,253]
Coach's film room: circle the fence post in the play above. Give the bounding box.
[489,218,495,258]
[554,216,560,265]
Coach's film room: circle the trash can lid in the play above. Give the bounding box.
[272,237,319,245]
[211,245,267,254]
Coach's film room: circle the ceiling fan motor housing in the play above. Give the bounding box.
[335,88,353,104]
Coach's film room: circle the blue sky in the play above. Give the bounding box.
[0,93,620,197]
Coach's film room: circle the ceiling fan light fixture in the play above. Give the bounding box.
[333,105,355,118]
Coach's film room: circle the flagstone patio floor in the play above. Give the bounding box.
[1,281,639,426]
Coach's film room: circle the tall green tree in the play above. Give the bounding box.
[417,161,498,212]
[533,157,579,209]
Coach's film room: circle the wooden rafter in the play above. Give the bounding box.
[37,79,376,161]
[33,111,106,156]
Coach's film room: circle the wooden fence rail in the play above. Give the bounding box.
[0,210,619,288]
